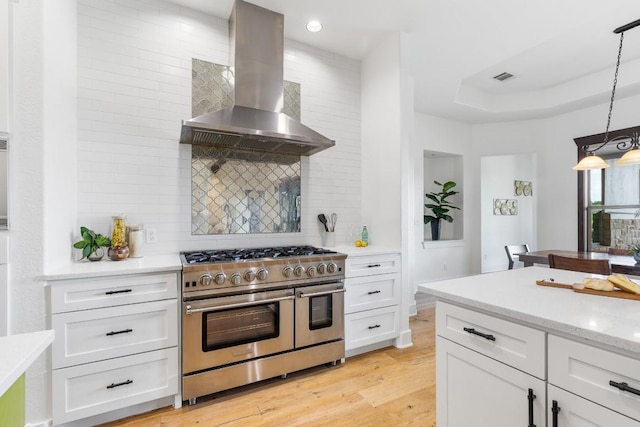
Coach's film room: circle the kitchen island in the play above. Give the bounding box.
[419,266,640,427]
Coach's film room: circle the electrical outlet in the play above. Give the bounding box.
[146,228,157,243]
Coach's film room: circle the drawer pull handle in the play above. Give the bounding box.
[106,328,133,336]
[609,380,640,396]
[551,400,561,427]
[527,388,536,427]
[106,379,133,389]
[368,324,381,329]
[463,327,496,341]
[367,290,381,295]
[105,289,132,295]
[366,264,381,268]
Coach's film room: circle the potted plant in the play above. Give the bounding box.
[632,243,640,263]
[73,226,112,261]
[424,180,460,241]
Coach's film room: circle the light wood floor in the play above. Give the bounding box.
[102,307,436,427]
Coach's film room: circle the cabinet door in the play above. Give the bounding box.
[548,385,640,426]
[436,336,545,427]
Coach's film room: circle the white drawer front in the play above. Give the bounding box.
[345,273,400,314]
[436,301,545,379]
[52,299,178,368]
[549,334,640,422]
[52,347,178,425]
[345,253,400,278]
[51,272,178,313]
[345,305,399,351]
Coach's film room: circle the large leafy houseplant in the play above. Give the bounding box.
[73,226,112,261]
[424,180,460,240]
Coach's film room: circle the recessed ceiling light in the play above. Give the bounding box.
[306,20,323,33]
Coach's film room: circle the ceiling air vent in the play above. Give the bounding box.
[493,72,514,82]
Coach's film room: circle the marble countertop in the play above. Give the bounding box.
[43,253,182,281]
[418,266,640,356]
[0,330,54,396]
[331,245,401,256]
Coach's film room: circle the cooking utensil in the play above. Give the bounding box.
[318,214,329,232]
[330,213,337,232]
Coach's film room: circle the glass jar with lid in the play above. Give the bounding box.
[128,224,143,258]
[111,216,127,247]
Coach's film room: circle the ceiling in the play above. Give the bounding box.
[167,0,640,124]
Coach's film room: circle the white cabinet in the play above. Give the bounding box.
[548,334,640,425]
[0,0,8,132]
[437,336,545,427]
[49,272,180,426]
[344,251,400,357]
[435,301,546,427]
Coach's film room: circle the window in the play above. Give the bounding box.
[576,125,640,252]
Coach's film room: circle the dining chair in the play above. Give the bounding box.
[548,253,611,275]
[504,244,530,270]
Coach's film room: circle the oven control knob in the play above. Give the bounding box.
[244,270,256,282]
[306,266,317,277]
[294,265,306,277]
[282,266,294,278]
[230,273,242,286]
[213,273,226,285]
[199,274,213,287]
[327,262,338,274]
[317,263,327,274]
[257,268,269,281]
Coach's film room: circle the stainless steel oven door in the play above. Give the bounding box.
[182,288,295,374]
[295,282,345,348]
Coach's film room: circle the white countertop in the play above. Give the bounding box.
[43,253,182,281]
[0,330,54,396]
[331,245,401,257]
[418,266,640,356]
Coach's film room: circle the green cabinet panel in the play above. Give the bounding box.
[0,374,25,427]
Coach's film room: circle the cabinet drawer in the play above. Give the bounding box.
[52,299,178,368]
[436,301,545,379]
[345,273,399,314]
[345,305,399,351]
[345,253,400,278]
[549,334,640,422]
[51,272,178,313]
[52,347,178,425]
[548,384,640,427]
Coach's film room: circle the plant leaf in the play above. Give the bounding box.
[82,245,91,259]
[73,241,86,249]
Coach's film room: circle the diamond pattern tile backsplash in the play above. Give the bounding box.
[190,59,302,235]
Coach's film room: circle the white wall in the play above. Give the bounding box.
[414,113,474,289]
[76,0,362,254]
[480,154,536,272]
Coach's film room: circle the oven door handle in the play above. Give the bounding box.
[185,295,295,315]
[298,288,346,298]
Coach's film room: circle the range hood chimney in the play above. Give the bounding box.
[180,0,335,157]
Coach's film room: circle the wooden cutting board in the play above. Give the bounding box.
[535,279,640,300]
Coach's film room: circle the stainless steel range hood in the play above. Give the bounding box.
[180,0,335,157]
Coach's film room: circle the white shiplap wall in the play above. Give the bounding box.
[77,0,361,254]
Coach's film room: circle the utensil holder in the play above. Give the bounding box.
[321,231,335,248]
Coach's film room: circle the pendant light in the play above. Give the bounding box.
[573,18,640,170]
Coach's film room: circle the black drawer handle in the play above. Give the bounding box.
[551,400,561,427]
[366,264,381,268]
[463,327,496,341]
[527,388,536,427]
[106,379,133,389]
[106,328,133,336]
[367,290,381,295]
[368,324,381,329]
[105,289,132,295]
[609,380,640,396]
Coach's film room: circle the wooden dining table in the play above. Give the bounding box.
[517,249,640,275]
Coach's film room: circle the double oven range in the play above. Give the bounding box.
[180,246,347,404]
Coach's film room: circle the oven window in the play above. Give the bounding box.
[202,302,279,351]
[308,294,333,330]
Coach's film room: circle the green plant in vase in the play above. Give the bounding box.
[73,226,112,261]
[424,180,460,241]
[632,243,640,263]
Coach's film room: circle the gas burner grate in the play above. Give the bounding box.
[182,246,337,265]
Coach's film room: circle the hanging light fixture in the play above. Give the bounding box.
[573,18,640,171]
